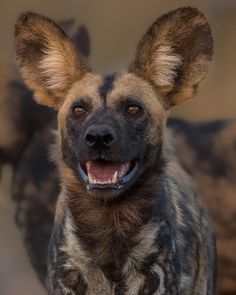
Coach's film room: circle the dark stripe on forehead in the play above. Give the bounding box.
[99,73,116,102]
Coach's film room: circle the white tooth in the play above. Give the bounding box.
[88,173,93,184]
[112,171,118,183]
[94,179,97,184]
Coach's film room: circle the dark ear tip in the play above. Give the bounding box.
[15,11,41,36]
[172,6,213,47]
[17,11,41,24]
[177,6,202,12]
[15,11,64,40]
[15,11,55,29]
[175,6,205,16]
[170,6,209,24]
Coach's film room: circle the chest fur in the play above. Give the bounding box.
[52,217,167,295]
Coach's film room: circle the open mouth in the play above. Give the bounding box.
[78,159,139,190]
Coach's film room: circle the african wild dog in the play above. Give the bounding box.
[8,117,236,295]
[14,7,216,294]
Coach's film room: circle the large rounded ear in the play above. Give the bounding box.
[129,7,213,109]
[14,12,89,109]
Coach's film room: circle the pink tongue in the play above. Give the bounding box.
[86,161,123,181]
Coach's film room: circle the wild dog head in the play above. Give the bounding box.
[15,8,213,199]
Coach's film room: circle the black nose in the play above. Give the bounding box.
[84,124,116,148]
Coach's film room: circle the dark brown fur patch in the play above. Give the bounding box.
[99,74,116,102]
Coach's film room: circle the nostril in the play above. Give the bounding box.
[85,134,96,146]
[103,133,114,146]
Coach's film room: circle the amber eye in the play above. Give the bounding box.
[126,105,141,115]
[73,106,86,116]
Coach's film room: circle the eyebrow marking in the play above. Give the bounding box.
[99,73,116,102]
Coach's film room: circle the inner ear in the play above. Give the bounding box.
[15,12,89,109]
[129,7,213,109]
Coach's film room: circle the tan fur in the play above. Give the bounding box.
[130,7,213,109]
[61,215,115,294]
[58,73,103,134]
[109,72,167,145]
[149,44,182,88]
[54,192,66,224]
[60,213,92,271]
[15,12,89,109]
[60,214,166,295]
[123,223,161,294]
[57,71,167,147]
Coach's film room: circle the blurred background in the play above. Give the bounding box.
[0,0,236,294]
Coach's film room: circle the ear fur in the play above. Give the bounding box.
[14,12,89,109]
[129,7,213,109]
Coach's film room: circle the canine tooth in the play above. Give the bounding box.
[88,173,93,184]
[112,171,118,183]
